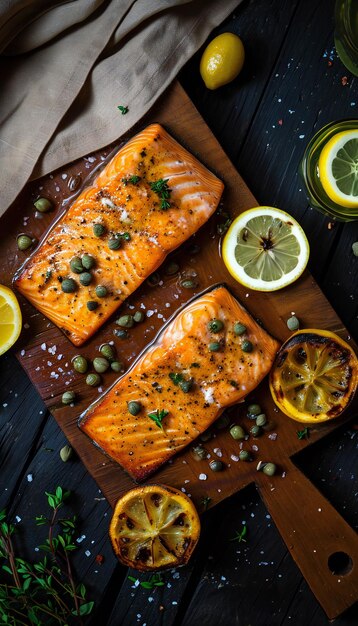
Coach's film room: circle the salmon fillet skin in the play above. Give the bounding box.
[14,124,224,346]
[79,286,280,482]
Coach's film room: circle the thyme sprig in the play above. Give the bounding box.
[150,178,172,210]
[297,427,310,440]
[128,573,165,590]
[230,524,248,543]
[0,487,94,625]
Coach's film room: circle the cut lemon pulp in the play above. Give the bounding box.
[318,130,358,208]
[109,485,200,571]
[0,285,22,356]
[222,207,309,291]
[269,329,358,423]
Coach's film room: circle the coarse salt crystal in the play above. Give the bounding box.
[20,349,25,356]
[199,473,207,481]
[231,454,239,462]
[76,535,86,543]
[146,310,154,317]
[48,345,57,355]
[268,433,278,440]
[24,323,30,329]
[41,343,47,351]
[252,444,259,452]
[15,516,21,523]
[85,550,91,557]
[213,448,222,457]
[27,474,33,482]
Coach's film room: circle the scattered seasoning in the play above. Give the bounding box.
[95,554,105,565]
[233,322,246,336]
[230,425,246,440]
[147,272,161,286]
[230,524,247,543]
[239,450,251,461]
[255,413,267,427]
[287,315,299,331]
[17,234,33,251]
[93,223,106,237]
[95,285,107,298]
[61,278,77,293]
[116,314,134,328]
[352,242,358,257]
[87,301,98,311]
[198,473,207,481]
[169,372,184,385]
[179,379,193,393]
[60,445,73,462]
[208,319,224,333]
[128,401,142,416]
[209,460,223,472]
[121,175,141,185]
[61,391,76,405]
[110,361,122,372]
[133,311,145,323]
[117,105,129,114]
[93,357,110,374]
[70,256,84,274]
[79,272,92,286]
[72,355,88,374]
[242,340,253,353]
[100,344,115,361]
[148,409,169,430]
[86,373,101,387]
[150,178,172,210]
[34,197,52,213]
[297,426,310,440]
[327,221,335,230]
[82,254,95,270]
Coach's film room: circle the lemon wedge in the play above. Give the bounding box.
[222,207,309,291]
[318,130,358,208]
[200,33,245,90]
[0,285,22,356]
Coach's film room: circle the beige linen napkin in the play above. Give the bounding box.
[0,0,241,215]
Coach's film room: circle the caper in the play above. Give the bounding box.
[209,341,221,352]
[95,285,107,298]
[60,445,73,462]
[17,235,33,251]
[209,459,223,472]
[146,272,161,286]
[128,400,142,416]
[108,237,122,250]
[87,300,98,311]
[250,425,262,437]
[72,355,88,374]
[234,322,246,336]
[215,414,230,429]
[256,413,267,427]
[192,445,207,461]
[82,254,95,270]
[93,357,110,374]
[114,329,128,339]
[180,279,196,289]
[79,272,92,286]
[165,262,179,275]
[69,256,83,274]
[287,315,300,331]
[86,373,101,387]
[116,314,134,328]
[200,430,212,442]
[242,340,253,353]
[111,361,123,372]
[179,379,193,393]
[34,197,52,213]
[61,278,77,293]
[247,403,261,418]
[352,242,358,257]
[133,311,145,323]
[208,319,224,333]
[239,450,252,462]
[263,462,277,477]
[100,344,115,360]
[230,425,246,440]
[61,391,76,405]
[93,223,106,237]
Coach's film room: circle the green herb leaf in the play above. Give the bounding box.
[297,427,310,440]
[200,496,212,511]
[150,178,172,210]
[147,409,169,430]
[122,175,141,186]
[117,105,129,115]
[169,372,184,385]
[230,524,247,543]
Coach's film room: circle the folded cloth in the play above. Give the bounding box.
[0,0,241,216]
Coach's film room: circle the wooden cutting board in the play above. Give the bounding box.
[1,81,357,620]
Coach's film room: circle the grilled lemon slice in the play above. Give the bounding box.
[109,485,200,571]
[269,329,358,423]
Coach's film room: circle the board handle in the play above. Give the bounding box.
[257,458,358,620]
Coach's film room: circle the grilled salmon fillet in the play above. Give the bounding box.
[79,286,280,481]
[14,124,223,346]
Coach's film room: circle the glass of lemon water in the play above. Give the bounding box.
[299,119,358,221]
[335,0,358,76]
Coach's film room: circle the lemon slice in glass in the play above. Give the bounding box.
[0,285,22,356]
[222,207,309,291]
[318,129,358,208]
[109,485,200,571]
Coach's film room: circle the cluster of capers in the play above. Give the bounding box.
[92,221,132,252]
[206,318,253,354]
[113,310,145,338]
[67,343,123,392]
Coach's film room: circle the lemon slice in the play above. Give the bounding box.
[318,130,358,208]
[222,207,309,291]
[269,329,358,423]
[0,285,22,356]
[109,485,200,571]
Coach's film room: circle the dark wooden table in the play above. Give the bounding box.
[1,0,357,624]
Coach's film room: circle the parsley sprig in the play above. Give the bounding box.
[121,175,141,186]
[230,524,248,543]
[117,105,129,115]
[150,178,172,210]
[0,487,94,625]
[169,372,184,385]
[128,573,165,590]
[148,409,169,430]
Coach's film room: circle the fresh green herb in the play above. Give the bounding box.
[200,496,212,511]
[148,409,169,430]
[217,217,232,235]
[45,269,53,283]
[150,178,171,210]
[297,426,310,440]
[122,175,141,186]
[128,573,165,590]
[169,372,184,385]
[0,488,94,625]
[230,524,247,543]
[117,105,129,115]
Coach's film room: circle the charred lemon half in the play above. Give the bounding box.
[269,329,357,423]
[109,485,200,571]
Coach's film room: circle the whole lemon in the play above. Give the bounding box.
[200,32,245,90]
